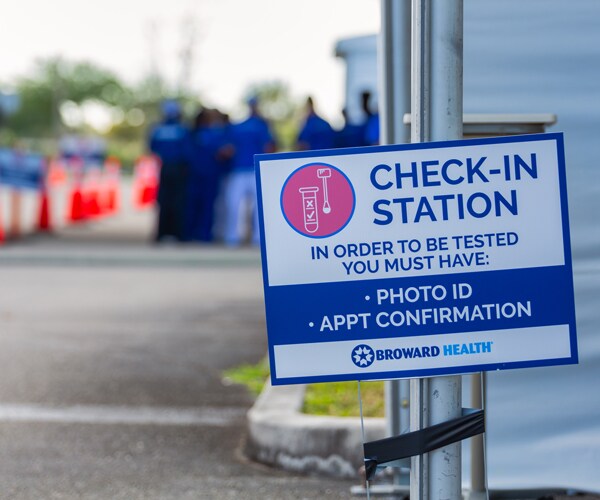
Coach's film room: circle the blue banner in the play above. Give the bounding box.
[0,149,45,190]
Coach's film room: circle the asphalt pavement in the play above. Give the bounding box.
[0,206,355,499]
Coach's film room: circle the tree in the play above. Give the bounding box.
[4,58,128,138]
[1,57,201,164]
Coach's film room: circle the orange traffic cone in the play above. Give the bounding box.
[38,191,52,233]
[47,158,67,186]
[133,155,160,210]
[37,158,52,232]
[141,181,158,206]
[84,169,102,219]
[37,190,52,231]
[67,158,86,223]
[103,157,121,215]
[68,188,85,222]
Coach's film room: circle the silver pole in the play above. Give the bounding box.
[379,0,411,147]
[410,1,431,497]
[380,0,411,436]
[430,0,463,142]
[428,377,462,498]
[428,0,464,499]
[392,0,412,146]
[470,372,487,499]
[380,1,412,487]
[410,377,429,499]
[379,0,395,145]
[410,0,464,499]
[410,0,430,145]
[379,2,401,450]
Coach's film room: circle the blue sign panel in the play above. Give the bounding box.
[256,133,577,385]
[0,149,45,190]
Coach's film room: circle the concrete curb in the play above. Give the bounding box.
[246,381,386,479]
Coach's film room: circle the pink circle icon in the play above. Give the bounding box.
[281,163,355,238]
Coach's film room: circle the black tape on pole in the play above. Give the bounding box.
[363,408,485,481]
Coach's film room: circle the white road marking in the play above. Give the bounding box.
[0,403,246,427]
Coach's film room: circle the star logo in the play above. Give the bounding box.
[351,344,375,368]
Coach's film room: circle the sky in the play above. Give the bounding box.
[0,0,380,121]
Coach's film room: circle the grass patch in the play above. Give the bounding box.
[303,381,384,418]
[222,358,270,396]
[223,359,384,418]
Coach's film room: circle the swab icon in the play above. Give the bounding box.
[317,168,332,214]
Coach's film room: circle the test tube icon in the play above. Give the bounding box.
[299,186,319,233]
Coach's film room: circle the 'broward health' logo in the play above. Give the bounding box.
[352,344,375,368]
[280,163,355,238]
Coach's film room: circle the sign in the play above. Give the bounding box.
[256,133,577,385]
[0,149,45,190]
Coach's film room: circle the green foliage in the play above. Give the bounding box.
[5,58,126,137]
[222,358,385,418]
[1,57,308,165]
[0,128,18,148]
[56,60,125,105]
[6,76,55,136]
[105,139,144,173]
[0,57,201,165]
[303,381,385,418]
[222,358,270,396]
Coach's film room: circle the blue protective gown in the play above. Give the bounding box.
[297,113,336,150]
[224,114,274,246]
[335,122,367,148]
[364,113,380,146]
[185,125,229,242]
[148,118,190,241]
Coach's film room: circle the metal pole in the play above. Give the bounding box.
[379,0,395,145]
[379,0,411,147]
[380,0,411,421]
[380,2,412,487]
[410,0,430,145]
[410,0,464,499]
[470,372,487,499]
[428,1,464,499]
[428,377,462,498]
[430,0,464,142]
[392,0,412,146]
[410,377,429,499]
[410,2,431,498]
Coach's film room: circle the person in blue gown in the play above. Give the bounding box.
[296,97,336,151]
[335,108,367,148]
[224,97,275,246]
[185,108,231,242]
[148,99,190,242]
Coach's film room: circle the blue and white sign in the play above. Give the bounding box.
[255,133,577,385]
[0,149,45,190]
